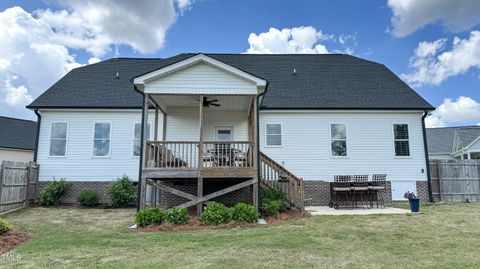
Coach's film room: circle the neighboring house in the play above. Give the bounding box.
[427,126,480,160]
[0,116,37,163]
[27,53,434,207]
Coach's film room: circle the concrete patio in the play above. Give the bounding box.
[306,206,411,216]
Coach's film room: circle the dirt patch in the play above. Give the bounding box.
[0,231,32,254]
[141,210,310,232]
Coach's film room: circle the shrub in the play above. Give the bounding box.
[136,207,165,227]
[108,175,136,208]
[231,203,258,223]
[0,218,12,235]
[38,179,69,206]
[199,202,231,225]
[261,199,284,216]
[260,187,288,216]
[165,207,189,225]
[77,190,100,207]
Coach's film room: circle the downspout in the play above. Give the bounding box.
[421,111,434,202]
[33,109,41,162]
[136,89,146,211]
[256,83,268,209]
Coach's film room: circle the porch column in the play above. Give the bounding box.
[139,93,149,210]
[154,106,159,142]
[197,95,204,215]
[252,95,259,209]
[162,113,167,141]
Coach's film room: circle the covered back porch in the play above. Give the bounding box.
[133,54,266,213]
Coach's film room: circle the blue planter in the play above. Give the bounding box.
[409,198,420,212]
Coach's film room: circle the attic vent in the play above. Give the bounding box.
[293,68,296,75]
[115,72,119,79]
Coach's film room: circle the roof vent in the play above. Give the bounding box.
[115,72,119,79]
[293,68,296,75]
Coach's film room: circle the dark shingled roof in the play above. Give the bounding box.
[27,53,434,110]
[426,126,480,154]
[0,116,37,150]
[456,127,480,148]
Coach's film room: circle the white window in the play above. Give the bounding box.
[93,123,111,157]
[331,124,347,156]
[215,127,233,141]
[393,124,410,157]
[266,124,282,146]
[133,123,150,157]
[49,122,67,156]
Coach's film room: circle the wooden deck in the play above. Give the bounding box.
[143,141,256,179]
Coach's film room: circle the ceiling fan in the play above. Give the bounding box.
[190,97,221,107]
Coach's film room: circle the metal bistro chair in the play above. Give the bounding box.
[352,175,369,208]
[369,174,387,208]
[333,175,353,209]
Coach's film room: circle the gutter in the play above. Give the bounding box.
[421,111,434,202]
[256,84,268,209]
[33,109,42,162]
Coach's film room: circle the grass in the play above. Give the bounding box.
[1,203,480,268]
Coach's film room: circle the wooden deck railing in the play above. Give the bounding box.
[145,141,255,169]
[260,152,304,211]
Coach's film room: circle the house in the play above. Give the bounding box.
[0,116,37,163]
[27,53,434,209]
[427,126,480,160]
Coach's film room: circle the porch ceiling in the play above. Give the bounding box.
[152,95,252,111]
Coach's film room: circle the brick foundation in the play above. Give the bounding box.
[303,180,398,206]
[36,179,253,207]
[36,181,112,204]
[416,181,430,202]
[157,179,253,208]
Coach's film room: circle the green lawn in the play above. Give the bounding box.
[1,203,480,268]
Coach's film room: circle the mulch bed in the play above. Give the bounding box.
[141,210,310,232]
[0,231,32,254]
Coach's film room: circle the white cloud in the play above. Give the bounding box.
[246,26,356,55]
[0,1,192,119]
[426,96,480,127]
[402,31,480,86]
[388,0,480,37]
[246,27,330,54]
[3,77,32,106]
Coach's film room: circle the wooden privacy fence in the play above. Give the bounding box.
[0,161,39,214]
[430,159,480,202]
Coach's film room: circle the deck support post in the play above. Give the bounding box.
[139,93,149,210]
[197,95,204,215]
[252,177,258,210]
[197,176,203,215]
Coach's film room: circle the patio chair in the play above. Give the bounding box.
[352,175,369,208]
[370,174,387,208]
[333,175,353,209]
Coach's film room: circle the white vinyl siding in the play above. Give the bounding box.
[330,124,347,157]
[260,110,428,183]
[93,123,111,157]
[145,62,257,95]
[393,124,410,157]
[49,122,67,157]
[265,124,282,146]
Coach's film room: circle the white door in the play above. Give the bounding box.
[215,127,232,141]
[391,181,416,201]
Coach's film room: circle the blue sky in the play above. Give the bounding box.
[0,0,479,127]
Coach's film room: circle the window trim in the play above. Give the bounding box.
[214,126,234,141]
[133,122,151,157]
[392,123,411,158]
[264,123,283,147]
[330,123,348,158]
[48,121,68,158]
[92,122,112,158]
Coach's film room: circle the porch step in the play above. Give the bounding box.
[259,152,304,211]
